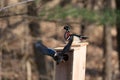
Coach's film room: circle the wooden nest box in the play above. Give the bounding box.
[55,37,88,80]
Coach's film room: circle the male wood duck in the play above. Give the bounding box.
[64,25,88,41]
[64,25,71,40]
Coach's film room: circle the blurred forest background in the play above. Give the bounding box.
[0,0,120,80]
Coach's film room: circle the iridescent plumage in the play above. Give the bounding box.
[64,25,88,41]
[34,25,88,64]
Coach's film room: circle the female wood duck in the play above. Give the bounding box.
[34,35,73,64]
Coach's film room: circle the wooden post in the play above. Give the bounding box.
[55,42,88,80]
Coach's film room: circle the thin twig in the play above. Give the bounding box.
[0,0,34,11]
[26,61,32,80]
[23,15,81,24]
[0,48,2,80]
[0,13,27,18]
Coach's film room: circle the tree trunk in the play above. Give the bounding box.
[116,23,120,71]
[102,0,113,80]
[103,25,113,80]
[27,2,56,80]
[80,0,87,35]
[27,2,40,37]
[115,0,120,72]
[27,2,49,80]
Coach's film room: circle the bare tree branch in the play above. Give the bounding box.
[0,0,34,12]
